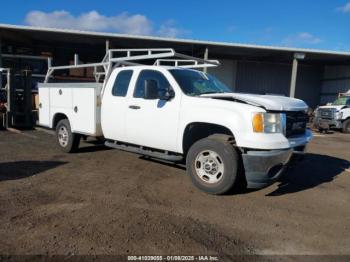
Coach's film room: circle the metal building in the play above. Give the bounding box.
[1,23,350,108]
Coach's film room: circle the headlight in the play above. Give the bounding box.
[252,112,286,134]
[335,111,343,119]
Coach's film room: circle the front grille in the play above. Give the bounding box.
[318,108,335,120]
[285,111,309,137]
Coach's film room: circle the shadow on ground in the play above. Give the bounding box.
[138,153,349,196]
[267,153,349,196]
[77,145,112,154]
[139,156,186,170]
[0,161,67,182]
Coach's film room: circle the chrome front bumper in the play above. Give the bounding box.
[314,116,342,129]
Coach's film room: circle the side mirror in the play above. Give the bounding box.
[158,88,175,101]
[144,79,158,100]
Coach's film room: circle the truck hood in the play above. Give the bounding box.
[318,105,345,111]
[201,93,308,111]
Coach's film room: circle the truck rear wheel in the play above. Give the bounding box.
[342,119,350,134]
[186,136,239,195]
[56,119,81,153]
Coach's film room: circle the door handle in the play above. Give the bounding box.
[129,105,141,110]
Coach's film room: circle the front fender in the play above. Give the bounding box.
[177,104,255,153]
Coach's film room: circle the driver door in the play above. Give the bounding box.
[126,69,181,152]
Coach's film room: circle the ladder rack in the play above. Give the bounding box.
[154,59,220,69]
[44,48,220,85]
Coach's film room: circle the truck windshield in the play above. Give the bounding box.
[333,97,350,106]
[169,69,232,96]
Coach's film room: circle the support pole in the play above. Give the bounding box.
[6,68,13,128]
[289,58,298,98]
[0,37,2,88]
[203,47,209,73]
[6,69,10,113]
[289,53,305,98]
[47,57,52,68]
[106,40,110,52]
[74,54,79,65]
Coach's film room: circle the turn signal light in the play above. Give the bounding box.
[252,113,264,133]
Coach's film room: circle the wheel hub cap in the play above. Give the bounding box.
[194,150,224,184]
[58,126,69,147]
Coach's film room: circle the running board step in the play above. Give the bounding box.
[105,141,183,161]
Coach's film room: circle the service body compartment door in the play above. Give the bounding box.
[50,87,73,108]
[71,87,97,135]
[38,86,50,127]
[38,82,102,136]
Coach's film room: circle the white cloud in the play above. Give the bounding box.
[296,32,322,44]
[25,10,188,38]
[157,20,190,38]
[282,32,322,47]
[336,1,350,13]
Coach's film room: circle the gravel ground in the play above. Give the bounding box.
[0,129,349,258]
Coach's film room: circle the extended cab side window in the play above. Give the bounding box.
[134,70,170,98]
[112,70,133,97]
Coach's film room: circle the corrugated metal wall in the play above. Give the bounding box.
[208,59,237,89]
[321,66,350,105]
[295,64,323,108]
[207,59,328,108]
[234,61,323,108]
[235,61,291,96]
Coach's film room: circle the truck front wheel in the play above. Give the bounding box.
[186,137,239,195]
[342,119,350,134]
[56,119,81,153]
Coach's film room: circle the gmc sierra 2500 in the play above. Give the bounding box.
[38,49,312,194]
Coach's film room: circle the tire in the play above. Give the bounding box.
[95,137,106,144]
[186,136,239,195]
[55,119,81,153]
[342,119,350,134]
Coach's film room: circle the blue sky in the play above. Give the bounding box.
[1,0,350,51]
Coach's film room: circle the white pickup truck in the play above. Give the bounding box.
[314,92,350,133]
[38,49,312,194]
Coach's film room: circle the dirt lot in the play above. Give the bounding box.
[0,129,349,257]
